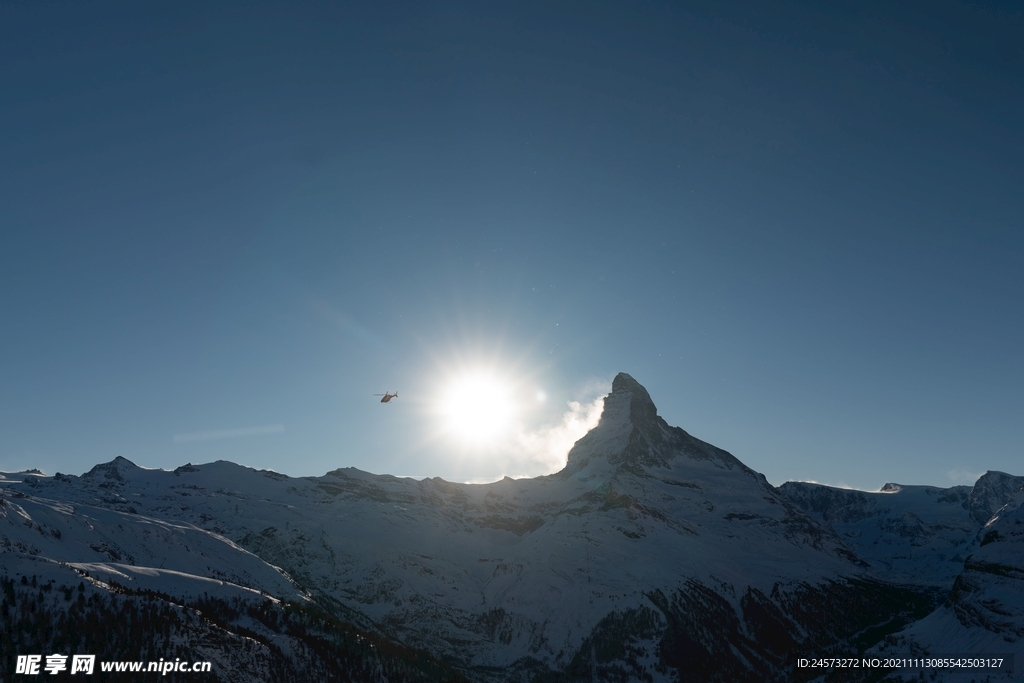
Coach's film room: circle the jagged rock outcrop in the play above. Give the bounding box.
[968,471,1024,525]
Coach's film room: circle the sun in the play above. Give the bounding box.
[439,372,517,446]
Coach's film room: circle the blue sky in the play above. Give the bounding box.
[2,1,1021,490]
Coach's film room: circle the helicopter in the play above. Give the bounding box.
[374,391,398,403]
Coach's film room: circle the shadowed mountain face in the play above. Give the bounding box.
[3,374,1021,682]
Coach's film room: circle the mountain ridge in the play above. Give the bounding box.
[3,373,1021,681]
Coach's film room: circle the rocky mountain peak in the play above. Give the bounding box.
[610,372,659,433]
[610,371,655,406]
[564,373,752,477]
[83,455,140,483]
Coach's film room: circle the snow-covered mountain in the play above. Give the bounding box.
[3,373,1021,682]
[870,486,1024,682]
[777,473,1023,589]
[780,473,1024,682]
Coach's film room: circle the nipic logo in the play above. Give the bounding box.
[14,654,211,675]
[15,655,95,675]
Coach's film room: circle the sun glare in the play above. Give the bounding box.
[439,373,516,446]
